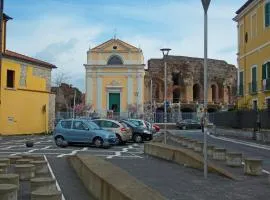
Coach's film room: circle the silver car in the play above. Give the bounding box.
[92,119,132,144]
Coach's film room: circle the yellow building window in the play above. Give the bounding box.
[6,70,15,88]
[265,2,270,27]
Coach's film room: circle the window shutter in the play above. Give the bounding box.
[262,64,267,80]
[267,62,270,79]
[266,3,270,27]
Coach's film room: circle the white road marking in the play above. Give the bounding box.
[41,146,51,150]
[208,133,270,151]
[27,149,38,153]
[4,146,15,149]
[57,149,80,158]
[44,155,66,200]
[81,147,88,151]
[35,141,41,144]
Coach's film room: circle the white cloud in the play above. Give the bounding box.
[6,0,243,91]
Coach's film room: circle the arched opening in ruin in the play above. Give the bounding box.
[193,84,200,102]
[211,84,217,103]
[173,88,181,103]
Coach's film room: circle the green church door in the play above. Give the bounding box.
[109,93,120,113]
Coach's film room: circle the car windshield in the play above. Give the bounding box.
[86,121,102,130]
[122,121,136,128]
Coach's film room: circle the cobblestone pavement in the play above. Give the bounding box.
[110,155,270,200]
[0,135,144,159]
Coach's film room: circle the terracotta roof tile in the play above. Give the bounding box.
[3,50,57,69]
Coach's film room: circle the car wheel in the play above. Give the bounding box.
[55,136,67,148]
[182,126,187,130]
[133,134,143,143]
[116,134,124,145]
[93,137,103,148]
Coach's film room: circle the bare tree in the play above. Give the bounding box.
[52,71,71,87]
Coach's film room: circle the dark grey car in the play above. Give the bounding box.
[176,119,201,130]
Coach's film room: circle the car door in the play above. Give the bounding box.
[71,120,90,143]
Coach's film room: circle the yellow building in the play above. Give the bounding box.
[0,14,56,135]
[234,0,270,110]
[84,38,145,116]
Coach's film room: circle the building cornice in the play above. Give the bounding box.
[233,0,261,22]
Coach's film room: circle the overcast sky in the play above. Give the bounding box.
[5,0,246,91]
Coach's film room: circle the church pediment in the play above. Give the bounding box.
[91,39,139,52]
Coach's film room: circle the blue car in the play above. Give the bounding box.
[53,119,117,148]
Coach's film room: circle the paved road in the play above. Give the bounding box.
[169,129,270,172]
[0,135,144,200]
[0,135,144,159]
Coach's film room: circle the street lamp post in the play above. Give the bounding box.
[150,78,153,122]
[201,0,211,179]
[161,48,171,144]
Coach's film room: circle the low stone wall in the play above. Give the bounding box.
[144,142,237,180]
[68,154,166,200]
[209,127,270,143]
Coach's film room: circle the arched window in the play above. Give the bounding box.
[107,55,123,65]
[193,84,200,102]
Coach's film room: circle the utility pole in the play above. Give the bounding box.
[73,89,76,119]
[201,0,211,179]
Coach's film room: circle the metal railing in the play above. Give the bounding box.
[262,79,270,92]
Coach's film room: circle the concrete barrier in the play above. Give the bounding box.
[226,152,242,167]
[0,184,17,200]
[30,161,49,174]
[68,154,166,200]
[7,156,22,164]
[244,158,263,176]
[207,145,215,158]
[0,164,8,174]
[31,189,62,200]
[144,143,237,180]
[30,177,56,192]
[0,174,19,188]
[15,164,35,180]
[16,159,33,164]
[213,148,226,161]
[0,158,10,166]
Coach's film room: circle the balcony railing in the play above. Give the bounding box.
[262,79,270,92]
[238,84,244,96]
[249,82,257,94]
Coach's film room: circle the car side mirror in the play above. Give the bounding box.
[85,127,90,131]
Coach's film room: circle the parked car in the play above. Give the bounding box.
[127,119,157,133]
[53,119,117,148]
[153,124,160,132]
[91,119,132,144]
[176,119,201,130]
[120,120,153,143]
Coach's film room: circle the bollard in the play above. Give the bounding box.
[181,138,190,147]
[0,174,19,188]
[0,184,18,200]
[207,145,215,158]
[7,156,22,164]
[0,158,10,166]
[244,158,263,176]
[35,171,51,178]
[187,140,197,149]
[31,189,62,200]
[226,152,242,167]
[30,161,49,174]
[213,148,226,161]
[31,177,56,192]
[194,142,203,153]
[16,159,33,164]
[0,164,8,174]
[15,164,35,181]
